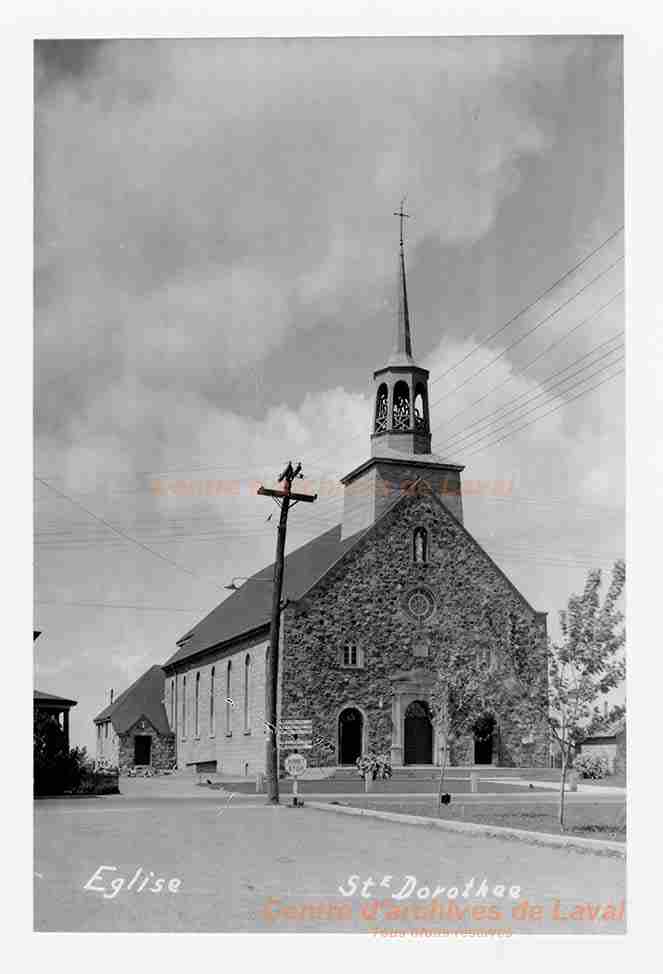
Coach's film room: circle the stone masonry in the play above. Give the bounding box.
[281,486,549,768]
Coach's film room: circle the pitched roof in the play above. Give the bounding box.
[93,665,172,735]
[164,523,362,667]
[34,689,77,707]
[165,479,544,669]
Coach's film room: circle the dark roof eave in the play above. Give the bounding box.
[163,620,272,672]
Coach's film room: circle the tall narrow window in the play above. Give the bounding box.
[194,672,200,737]
[413,527,428,563]
[210,666,215,737]
[226,662,232,735]
[182,676,186,739]
[244,655,251,733]
[170,680,175,728]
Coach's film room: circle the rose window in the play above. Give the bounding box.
[405,587,435,621]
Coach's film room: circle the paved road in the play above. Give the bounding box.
[34,796,626,934]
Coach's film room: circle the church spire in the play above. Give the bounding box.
[390,199,414,365]
[370,201,432,457]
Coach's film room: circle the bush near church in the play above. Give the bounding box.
[573,752,609,780]
[34,711,119,796]
[356,753,393,781]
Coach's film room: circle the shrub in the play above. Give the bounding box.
[356,753,393,781]
[574,752,609,779]
[34,745,93,796]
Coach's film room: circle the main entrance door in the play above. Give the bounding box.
[473,714,495,765]
[404,700,433,765]
[134,735,152,765]
[338,708,363,765]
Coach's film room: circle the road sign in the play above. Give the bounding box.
[280,739,313,750]
[279,718,313,750]
[284,752,307,777]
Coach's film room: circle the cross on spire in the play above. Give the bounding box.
[393,197,410,249]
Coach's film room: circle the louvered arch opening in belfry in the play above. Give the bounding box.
[413,383,427,430]
[392,380,411,430]
[374,383,388,433]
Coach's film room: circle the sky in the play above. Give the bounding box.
[33,36,624,753]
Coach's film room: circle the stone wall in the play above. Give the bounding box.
[117,718,176,773]
[282,488,549,768]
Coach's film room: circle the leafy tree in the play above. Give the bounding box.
[429,613,507,810]
[502,559,626,829]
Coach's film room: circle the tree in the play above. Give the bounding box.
[429,616,506,812]
[503,559,626,830]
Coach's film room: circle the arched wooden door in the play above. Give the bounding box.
[404,700,433,765]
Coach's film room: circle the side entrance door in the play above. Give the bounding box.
[134,735,152,765]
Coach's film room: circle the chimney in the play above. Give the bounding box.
[110,688,114,704]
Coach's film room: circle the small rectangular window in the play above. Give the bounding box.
[342,645,361,667]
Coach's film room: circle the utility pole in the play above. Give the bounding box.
[258,461,317,804]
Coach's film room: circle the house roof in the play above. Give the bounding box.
[34,689,77,708]
[93,665,172,735]
[164,523,363,668]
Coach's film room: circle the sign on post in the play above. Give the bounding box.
[284,751,307,806]
[284,752,307,777]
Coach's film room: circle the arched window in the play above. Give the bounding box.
[413,527,428,563]
[414,383,427,430]
[226,662,232,735]
[392,381,410,430]
[182,676,186,740]
[194,672,200,737]
[244,655,251,733]
[210,667,215,736]
[374,383,388,433]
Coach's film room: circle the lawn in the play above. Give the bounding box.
[339,797,627,842]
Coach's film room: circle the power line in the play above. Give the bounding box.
[439,356,624,459]
[450,365,624,463]
[434,339,624,455]
[433,292,624,435]
[428,226,624,388]
[34,477,225,591]
[426,255,623,413]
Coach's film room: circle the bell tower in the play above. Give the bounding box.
[372,200,432,456]
[340,202,465,541]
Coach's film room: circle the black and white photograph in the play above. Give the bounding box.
[24,12,647,948]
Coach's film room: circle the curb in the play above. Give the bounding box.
[306,801,626,858]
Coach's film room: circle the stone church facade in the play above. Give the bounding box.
[162,227,549,775]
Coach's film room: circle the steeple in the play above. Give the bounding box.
[371,203,432,455]
[338,203,465,541]
[389,200,414,365]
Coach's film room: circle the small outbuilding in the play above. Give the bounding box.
[93,665,175,773]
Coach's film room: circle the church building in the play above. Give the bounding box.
[162,225,549,776]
